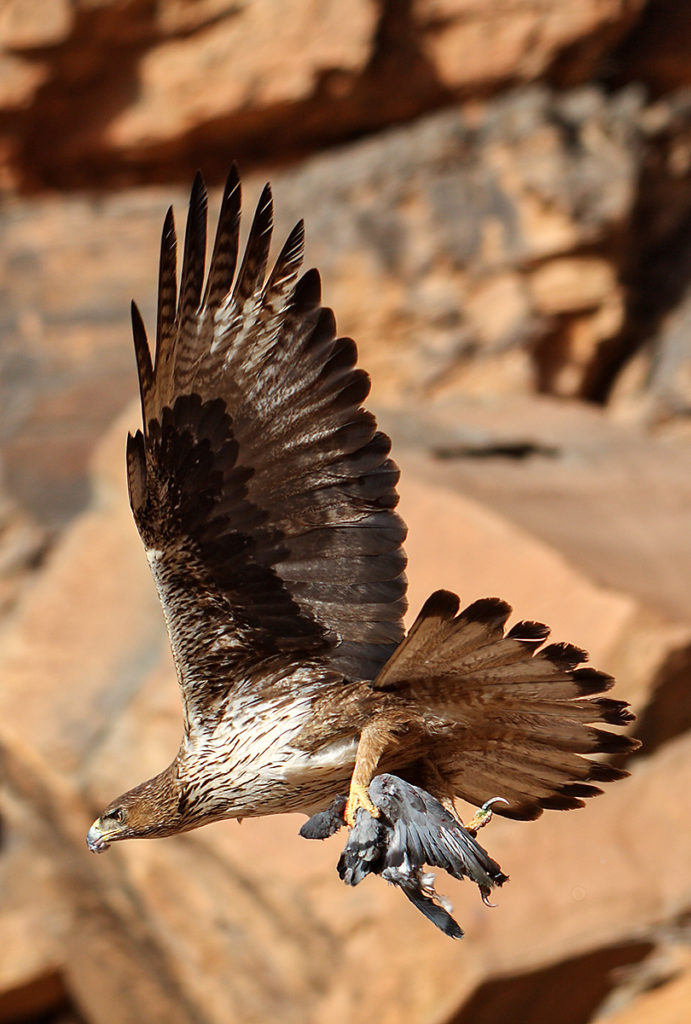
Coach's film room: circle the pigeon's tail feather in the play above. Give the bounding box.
[383,865,464,939]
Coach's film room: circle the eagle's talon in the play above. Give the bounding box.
[465,796,508,834]
[480,886,497,908]
[344,782,379,827]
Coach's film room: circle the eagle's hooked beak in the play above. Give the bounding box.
[86,818,112,853]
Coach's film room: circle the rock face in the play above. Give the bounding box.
[0,409,689,1024]
[1,2,691,1023]
[0,0,643,190]
[0,461,45,618]
[3,82,691,530]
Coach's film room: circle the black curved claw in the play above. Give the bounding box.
[481,885,498,908]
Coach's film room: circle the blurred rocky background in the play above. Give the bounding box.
[0,2,690,1022]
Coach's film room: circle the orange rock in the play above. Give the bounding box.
[0,0,72,49]
[605,963,691,1024]
[106,0,377,149]
[418,0,645,89]
[397,393,691,626]
[0,89,649,525]
[0,473,45,618]
[0,0,648,189]
[529,256,618,315]
[0,908,64,1021]
[0,52,46,108]
[2,402,688,1023]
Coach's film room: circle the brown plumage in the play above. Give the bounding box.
[87,170,639,887]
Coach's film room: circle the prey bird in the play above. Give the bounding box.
[87,168,640,933]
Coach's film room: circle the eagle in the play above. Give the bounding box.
[87,168,639,931]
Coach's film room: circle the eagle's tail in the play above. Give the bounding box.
[372,590,640,821]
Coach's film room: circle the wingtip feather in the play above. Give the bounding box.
[130,300,153,426]
[294,268,322,312]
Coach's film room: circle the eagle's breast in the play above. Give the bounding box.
[179,675,358,818]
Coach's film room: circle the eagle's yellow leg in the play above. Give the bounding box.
[344,781,379,826]
[465,797,509,834]
[344,721,395,827]
[465,807,492,833]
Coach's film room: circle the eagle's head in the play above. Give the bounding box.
[86,764,185,852]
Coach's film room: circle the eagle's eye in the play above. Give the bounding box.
[107,807,127,825]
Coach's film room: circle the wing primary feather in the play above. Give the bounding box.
[130,300,153,430]
[177,170,208,325]
[126,430,146,515]
[172,172,210,394]
[264,219,305,298]
[233,183,273,304]
[292,267,322,313]
[202,164,241,315]
[587,727,639,755]
[155,206,177,375]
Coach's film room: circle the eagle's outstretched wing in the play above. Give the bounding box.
[126,169,407,727]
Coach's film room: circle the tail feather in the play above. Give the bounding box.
[374,589,640,820]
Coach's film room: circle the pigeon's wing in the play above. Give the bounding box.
[127,169,407,727]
